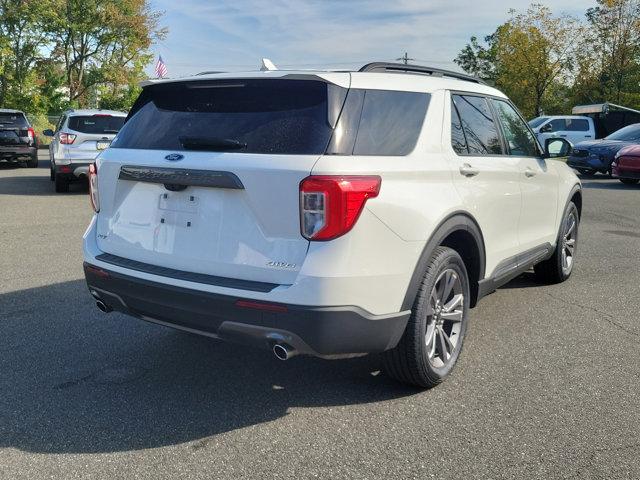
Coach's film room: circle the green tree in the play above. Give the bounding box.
[0,0,55,112]
[455,4,584,118]
[50,0,165,107]
[454,33,499,84]
[573,0,640,107]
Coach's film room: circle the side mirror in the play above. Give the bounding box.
[545,138,572,158]
[42,129,54,137]
[540,123,553,133]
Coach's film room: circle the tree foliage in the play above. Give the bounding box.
[455,1,640,118]
[576,0,640,106]
[456,4,583,118]
[0,0,164,116]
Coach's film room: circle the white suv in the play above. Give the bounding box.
[44,109,127,192]
[82,63,581,388]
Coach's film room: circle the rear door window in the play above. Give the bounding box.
[68,115,125,134]
[114,79,344,155]
[452,94,503,155]
[566,119,589,131]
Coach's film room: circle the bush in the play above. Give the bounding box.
[27,113,56,147]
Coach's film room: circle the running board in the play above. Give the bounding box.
[477,243,553,299]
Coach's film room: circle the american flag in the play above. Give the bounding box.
[154,55,168,78]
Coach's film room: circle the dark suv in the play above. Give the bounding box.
[0,109,38,167]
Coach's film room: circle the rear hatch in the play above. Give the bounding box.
[96,75,349,285]
[0,112,31,148]
[65,114,126,161]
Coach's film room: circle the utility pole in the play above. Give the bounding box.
[396,52,414,65]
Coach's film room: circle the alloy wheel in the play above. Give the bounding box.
[561,212,577,275]
[425,269,464,368]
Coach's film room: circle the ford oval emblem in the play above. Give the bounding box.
[165,153,184,162]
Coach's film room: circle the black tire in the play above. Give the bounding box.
[54,173,69,193]
[577,168,596,176]
[27,154,38,168]
[383,246,470,388]
[534,201,579,284]
[620,178,640,185]
[50,164,54,181]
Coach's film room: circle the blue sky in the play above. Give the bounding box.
[147,0,591,78]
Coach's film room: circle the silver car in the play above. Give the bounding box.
[44,109,127,192]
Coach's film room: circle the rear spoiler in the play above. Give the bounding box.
[139,71,351,89]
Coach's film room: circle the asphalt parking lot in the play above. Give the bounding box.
[1,151,639,479]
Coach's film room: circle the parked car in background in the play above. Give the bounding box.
[567,123,640,176]
[0,109,38,167]
[83,63,581,389]
[529,115,595,147]
[612,144,640,184]
[43,109,127,192]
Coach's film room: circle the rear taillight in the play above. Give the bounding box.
[27,127,35,141]
[60,132,76,144]
[89,163,99,212]
[300,176,381,241]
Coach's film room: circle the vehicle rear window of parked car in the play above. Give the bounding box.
[0,113,28,128]
[68,116,125,134]
[452,94,503,155]
[114,79,343,155]
[491,99,539,157]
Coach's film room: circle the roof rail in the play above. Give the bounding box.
[195,71,226,76]
[359,62,486,85]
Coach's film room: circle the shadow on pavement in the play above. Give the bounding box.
[581,180,640,190]
[0,159,88,196]
[0,280,419,455]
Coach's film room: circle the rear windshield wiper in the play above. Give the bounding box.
[103,129,120,134]
[179,136,247,151]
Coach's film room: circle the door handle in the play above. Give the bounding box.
[559,134,567,137]
[459,163,479,177]
[585,135,592,138]
[524,167,537,178]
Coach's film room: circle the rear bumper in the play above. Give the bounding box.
[84,263,410,358]
[56,162,91,179]
[0,146,36,160]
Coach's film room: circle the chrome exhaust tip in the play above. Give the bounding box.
[273,344,293,361]
[96,300,112,313]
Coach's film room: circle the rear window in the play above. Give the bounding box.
[0,113,28,128]
[114,79,429,156]
[68,115,125,134]
[113,79,343,155]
